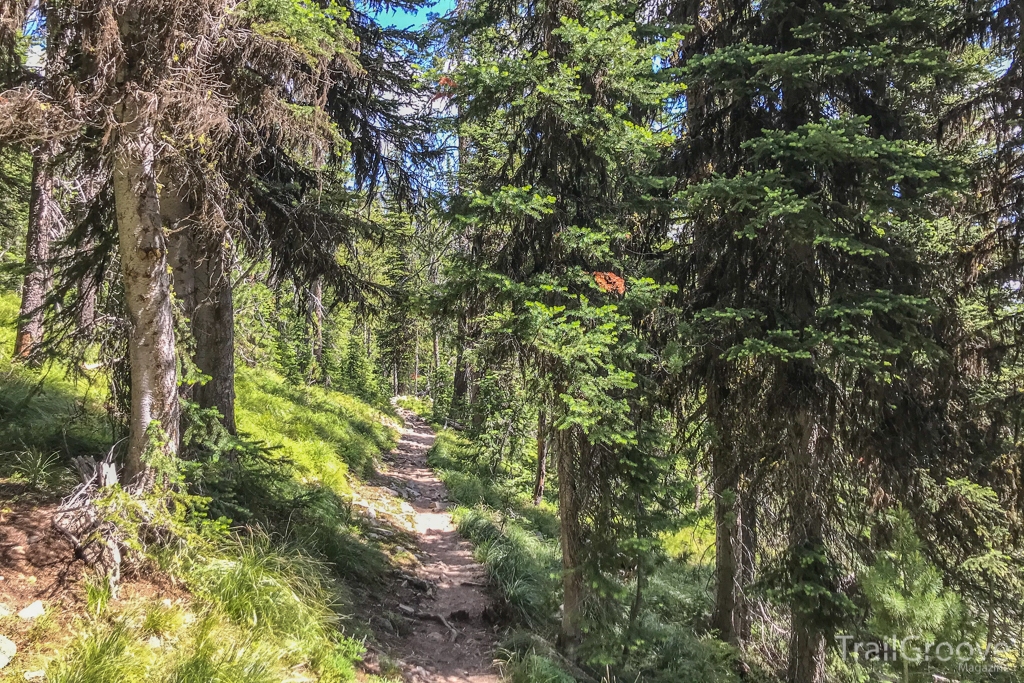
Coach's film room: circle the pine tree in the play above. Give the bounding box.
[443,0,675,653]
[664,0,990,678]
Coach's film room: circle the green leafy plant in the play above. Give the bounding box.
[10,448,69,489]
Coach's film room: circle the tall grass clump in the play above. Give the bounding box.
[45,622,147,683]
[186,530,341,643]
[454,506,560,625]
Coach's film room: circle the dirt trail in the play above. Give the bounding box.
[373,406,500,683]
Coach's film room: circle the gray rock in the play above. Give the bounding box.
[0,634,16,669]
[17,601,44,620]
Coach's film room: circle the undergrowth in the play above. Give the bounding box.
[0,292,403,682]
[425,422,746,683]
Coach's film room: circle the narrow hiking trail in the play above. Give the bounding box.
[368,405,501,683]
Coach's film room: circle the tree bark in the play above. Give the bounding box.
[308,277,326,386]
[738,477,757,642]
[453,312,469,410]
[192,238,236,433]
[556,424,585,653]
[163,186,235,433]
[15,152,57,360]
[114,94,179,485]
[533,406,548,505]
[413,327,420,393]
[710,387,741,645]
[76,247,99,337]
[788,408,825,683]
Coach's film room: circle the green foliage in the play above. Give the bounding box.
[238,0,354,64]
[235,364,394,482]
[0,292,112,468]
[0,149,30,289]
[395,395,433,421]
[46,622,146,683]
[186,531,340,642]
[862,510,966,645]
[8,447,72,490]
[455,506,562,625]
[498,636,578,683]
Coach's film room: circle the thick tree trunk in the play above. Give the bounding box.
[114,95,179,485]
[163,187,235,433]
[711,389,741,645]
[788,408,825,683]
[192,242,236,433]
[712,472,740,643]
[556,424,585,653]
[15,152,57,360]
[533,406,548,505]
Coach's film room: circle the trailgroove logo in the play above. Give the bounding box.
[836,635,1010,671]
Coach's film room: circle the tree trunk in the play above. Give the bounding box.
[71,170,105,338]
[431,324,441,398]
[788,408,825,683]
[711,388,741,645]
[556,424,585,653]
[163,186,235,434]
[453,312,469,411]
[738,477,757,642]
[15,152,57,360]
[432,326,440,371]
[76,249,99,337]
[413,328,420,393]
[533,406,548,505]
[192,239,236,433]
[308,278,325,386]
[114,94,179,485]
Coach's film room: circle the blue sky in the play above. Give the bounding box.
[374,0,456,29]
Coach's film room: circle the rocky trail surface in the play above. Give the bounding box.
[364,405,501,683]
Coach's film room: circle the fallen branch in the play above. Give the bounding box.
[52,442,128,597]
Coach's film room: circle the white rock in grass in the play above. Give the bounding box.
[0,603,12,617]
[17,601,44,620]
[0,634,16,669]
[23,671,45,681]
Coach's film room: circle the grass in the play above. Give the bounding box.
[422,415,748,683]
[0,292,110,494]
[0,290,407,681]
[235,364,398,486]
[454,507,560,626]
[394,395,433,422]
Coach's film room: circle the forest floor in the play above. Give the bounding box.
[361,405,501,683]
